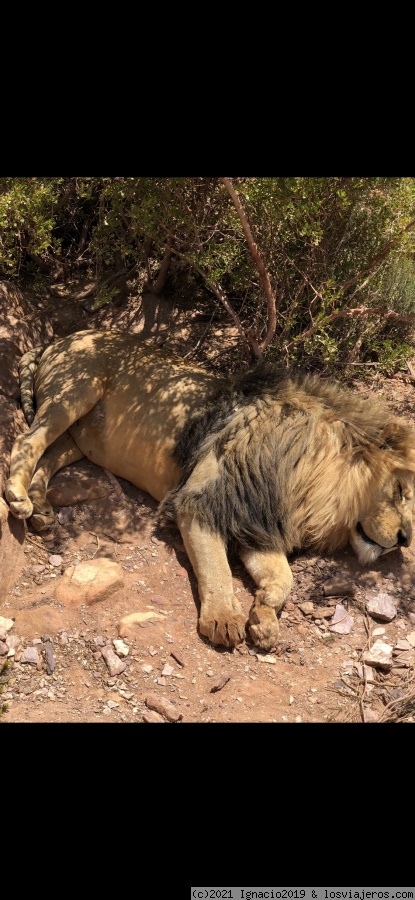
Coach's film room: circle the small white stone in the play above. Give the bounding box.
[113,638,129,657]
[363,639,393,669]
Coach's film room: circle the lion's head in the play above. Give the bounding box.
[160,369,415,566]
[349,469,414,565]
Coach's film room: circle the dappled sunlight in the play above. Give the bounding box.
[7,330,223,512]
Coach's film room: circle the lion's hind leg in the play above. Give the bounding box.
[6,380,104,520]
[28,432,84,532]
[177,512,247,648]
[240,548,293,651]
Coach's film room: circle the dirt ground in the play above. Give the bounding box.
[2,284,415,724]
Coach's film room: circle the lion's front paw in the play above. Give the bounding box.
[199,599,247,647]
[5,482,33,520]
[249,604,280,651]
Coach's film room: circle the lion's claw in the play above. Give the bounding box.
[199,604,247,647]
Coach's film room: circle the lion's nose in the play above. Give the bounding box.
[397,528,411,547]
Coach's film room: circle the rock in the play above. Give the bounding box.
[150,595,170,607]
[391,649,415,667]
[0,641,8,656]
[44,642,55,674]
[363,639,394,669]
[394,639,412,651]
[0,616,14,632]
[372,626,386,636]
[117,610,164,639]
[363,708,379,723]
[210,675,231,693]
[406,632,415,647]
[101,645,127,676]
[55,558,124,606]
[6,634,21,652]
[142,710,166,723]
[48,555,62,567]
[328,604,354,634]
[20,647,39,666]
[355,664,376,683]
[161,663,174,676]
[145,692,182,722]
[299,601,314,615]
[365,591,397,622]
[311,606,335,619]
[112,639,129,657]
[256,653,277,664]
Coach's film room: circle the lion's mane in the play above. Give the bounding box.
[159,366,415,554]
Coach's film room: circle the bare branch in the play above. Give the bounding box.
[221,178,278,353]
[163,238,256,357]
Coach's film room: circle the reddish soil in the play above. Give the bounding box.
[2,284,415,724]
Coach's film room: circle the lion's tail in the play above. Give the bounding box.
[19,346,44,425]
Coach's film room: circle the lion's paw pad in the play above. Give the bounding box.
[249,606,280,651]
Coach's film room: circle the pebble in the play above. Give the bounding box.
[312,607,335,619]
[113,639,129,657]
[363,639,393,670]
[44,642,56,674]
[142,710,165,723]
[365,591,397,622]
[394,639,412,651]
[161,663,174,676]
[299,602,314,615]
[48,555,62,567]
[210,675,231,693]
[101,645,127,676]
[328,604,354,634]
[20,647,39,666]
[145,692,183,722]
[363,708,379,722]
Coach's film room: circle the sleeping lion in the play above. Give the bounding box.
[5,329,415,651]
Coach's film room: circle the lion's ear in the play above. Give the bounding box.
[380,421,415,466]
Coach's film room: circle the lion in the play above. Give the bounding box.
[5,329,415,651]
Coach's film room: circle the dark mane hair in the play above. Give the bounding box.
[159,364,415,555]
